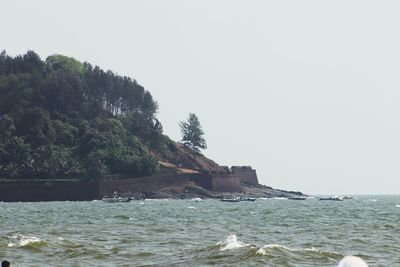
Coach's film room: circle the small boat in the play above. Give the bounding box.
[289,197,307,200]
[319,196,343,201]
[102,191,132,203]
[221,197,240,202]
[240,197,257,201]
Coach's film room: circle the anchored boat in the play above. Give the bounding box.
[102,191,132,203]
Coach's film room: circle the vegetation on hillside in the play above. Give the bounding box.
[179,113,207,159]
[0,50,171,179]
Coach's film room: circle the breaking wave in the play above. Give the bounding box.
[216,235,250,251]
[251,242,345,266]
[255,243,342,257]
[8,234,47,248]
[206,235,345,266]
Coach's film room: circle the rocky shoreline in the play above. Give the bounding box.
[142,182,307,200]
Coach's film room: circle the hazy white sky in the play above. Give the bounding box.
[2,0,400,194]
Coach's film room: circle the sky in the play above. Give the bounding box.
[2,0,400,194]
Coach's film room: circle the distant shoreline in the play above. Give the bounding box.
[0,176,306,202]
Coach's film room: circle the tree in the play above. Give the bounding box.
[0,50,162,179]
[179,113,207,159]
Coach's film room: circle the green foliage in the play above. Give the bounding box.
[0,114,16,142]
[46,54,84,75]
[0,137,32,178]
[0,50,162,179]
[179,113,207,157]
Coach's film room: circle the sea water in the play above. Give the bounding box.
[0,196,399,266]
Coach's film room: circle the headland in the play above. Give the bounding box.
[0,51,306,201]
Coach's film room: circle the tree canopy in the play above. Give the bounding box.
[0,50,165,179]
[179,113,207,157]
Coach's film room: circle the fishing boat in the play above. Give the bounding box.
[289,197,307,200]
[102,191,132,203]
[319,196,343,201]
[221,197,240,202]
[240,197,257,201]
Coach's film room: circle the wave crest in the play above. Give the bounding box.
[216,235,249,251]
[8,234,46,248]
[257,243,343,259]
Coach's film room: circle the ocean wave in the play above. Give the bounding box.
[255,243,343,259]
[113,215,130,220]
[216,235,250,251]
[211,237,344,265]
[56,237,84,249]
[395,204,400,208]
[8,234,47,248]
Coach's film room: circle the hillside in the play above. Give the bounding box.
[0,50,309,200]
[0,51,175,180]
[152,142,224,173]
[0,50,234,182]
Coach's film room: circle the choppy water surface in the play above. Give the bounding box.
[1,196,400,266]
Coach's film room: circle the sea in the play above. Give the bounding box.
[1,196,399,266]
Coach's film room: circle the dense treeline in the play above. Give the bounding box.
[0,50,168,179]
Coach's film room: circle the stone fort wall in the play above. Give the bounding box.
[99,172,242,197]
[0,171,248,201]
[230,167,259,185]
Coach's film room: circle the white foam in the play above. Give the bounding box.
[261,243,319,253]
[217,235,249,251]
[337,256,368,267]
[256,247,267,255]
[8,234,43,248]
[187,206,196,209]
[272,197,288,200]
[257,197,288,200]
[395,204,400,208]
[368,199,377,202]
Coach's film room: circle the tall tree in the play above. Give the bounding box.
[0,50,161,179]
[179,113,207,159]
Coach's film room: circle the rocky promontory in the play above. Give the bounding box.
[143,181,307,199]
